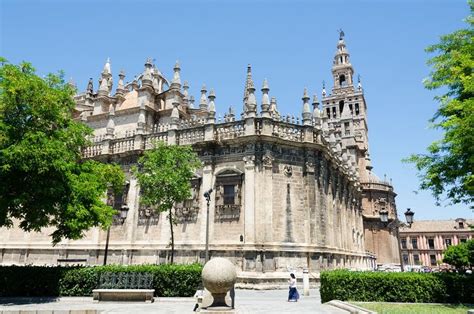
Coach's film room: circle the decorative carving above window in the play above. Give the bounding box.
[174,206,199,223]
[215,204,241,222]
[137,207,160,226]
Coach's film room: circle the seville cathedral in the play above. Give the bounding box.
[0,34,400,278]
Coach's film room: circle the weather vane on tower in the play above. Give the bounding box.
[338,28,345,40]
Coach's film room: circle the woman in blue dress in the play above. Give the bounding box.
[287,273,299,302]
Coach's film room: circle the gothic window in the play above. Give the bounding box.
[355,103,360,115]
[344,122,350,136]
[349,104,353,115]
[326,108,331,118]
[332,107,336,119]
[339,101,344,114]
[339,74,346,87]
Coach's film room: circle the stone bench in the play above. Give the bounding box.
[92,289,155,303]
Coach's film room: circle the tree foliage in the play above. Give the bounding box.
[132,141,201,263]
[0,59,125,244]
[406,3,474,208]
[443,242,470,271]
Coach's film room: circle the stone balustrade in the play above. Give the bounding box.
[82,118,326,158]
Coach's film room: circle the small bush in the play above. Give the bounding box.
[320,270,474,303]
[0,264,203,297]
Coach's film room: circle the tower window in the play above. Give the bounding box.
[339,101,344,114]
[339,74,346,87]
[355,103,360,115]
[349,104,353,115]
[326,108,331,118]
[344,122,350,135]
[340,56,343,64]
[332,107,336,118]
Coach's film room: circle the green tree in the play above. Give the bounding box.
[0,59,125,244]
[443,242,469,271]
[132,141,201,264]
[405,3,474,208]
[466,239,474,268]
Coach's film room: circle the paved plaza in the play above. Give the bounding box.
[0,289,346,313]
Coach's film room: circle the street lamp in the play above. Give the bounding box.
[379,207,415,272]
[204,189,213,262]
[104,204,129,265]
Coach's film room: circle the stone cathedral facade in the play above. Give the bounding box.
[0,35,400,272]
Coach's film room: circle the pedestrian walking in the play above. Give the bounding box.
[287,273,299,302]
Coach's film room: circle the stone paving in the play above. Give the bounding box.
[0,289,346,313]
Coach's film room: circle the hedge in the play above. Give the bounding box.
[0,264,202,297]
[320,270,474,304]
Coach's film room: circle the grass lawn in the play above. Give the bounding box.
[351,302,473,314]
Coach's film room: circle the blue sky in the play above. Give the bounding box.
[1,0,472,221]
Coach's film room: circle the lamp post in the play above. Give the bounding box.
[103,204,129,265]
[204,189,213,262]
[379,208,414,272]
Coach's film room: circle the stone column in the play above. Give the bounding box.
[261,153,274,243]
[305,160,316,244]
[244,117,255,136]
[243,155,256,243]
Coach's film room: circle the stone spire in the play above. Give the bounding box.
[86,78,94,97]
[99,58,112,95]
[322,81,327,97]
[261,78,270,118]
[270,96,279,119]
[189,95,195,109]
[142,57,154,86]
[244,71,257,118]
[200,84,208,111]
[207,89,216,123]
[102,57,111,76]
[243,64,253,102]
[357,74,362,91]
[208,89,216,114]
[302,88,312,126]
[182,81,189,106]
[312,94,321,127]
[116,70,126,95]
[171,60,181,90]
[106,103,115,138]
[98,76,109,96]
[183,81,189,99]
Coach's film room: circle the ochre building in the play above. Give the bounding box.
[0,35,400,275]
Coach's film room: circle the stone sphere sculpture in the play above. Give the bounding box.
[202,257,237,307]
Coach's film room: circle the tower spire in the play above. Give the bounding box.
[331,32,354,92]
[243,64,253,104]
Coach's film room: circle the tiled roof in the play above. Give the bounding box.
[399,219,474,233]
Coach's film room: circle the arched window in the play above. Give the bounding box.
[339,100,344,114]
[339,74,346,87]
[355,103,360,115]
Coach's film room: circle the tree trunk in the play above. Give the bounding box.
[169,207,174,264]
